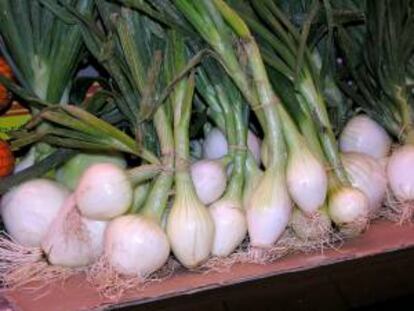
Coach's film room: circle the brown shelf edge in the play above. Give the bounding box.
[3,219,414,311]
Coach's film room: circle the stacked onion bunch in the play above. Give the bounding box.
[0,2,174,279]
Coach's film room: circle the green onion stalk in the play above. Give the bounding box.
[174,0,292,250]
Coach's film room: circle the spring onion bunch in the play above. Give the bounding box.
[2,0,412,290]
[232,0,370,236]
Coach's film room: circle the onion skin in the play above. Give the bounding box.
[203,128,228,160]
[339,115,391,159]
[56,152,126,190]
[75,163,133,220]
[290,208,332,241]
[191,159,227,205]
[41,195,107,267]
[286,148,327,215]
[105,215,170,277]
[387,145,414,201]
[167,188,214,268]
[209,199,247,257]
[1,179,70,247]
[329,187,369,237]
[342,152,387,215]
[246,170,292,248]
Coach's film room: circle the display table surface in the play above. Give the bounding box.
[2,219,414,311]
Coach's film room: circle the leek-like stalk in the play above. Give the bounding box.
[139,106,174,224]
[166,33,214,268]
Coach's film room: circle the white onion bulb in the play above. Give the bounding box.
[202,128,261,165]
[209,199,247,257]
[246,170,292,248]
[75,163,133,220]
[339,115,391,159]
[1,179,70,247]
[329,187,369,237]
[191,159,227,205]
[286,147,327,215]
[41,195,107,267]
[387,145,414,201]
[105,215,170,276]
[342,152,387,215]
[202,128,228,160]
[56,152,126,190]
[167,190,214,268]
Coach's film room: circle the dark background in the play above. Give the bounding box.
[119,248,414,311]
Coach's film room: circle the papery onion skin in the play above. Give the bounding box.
[75,163,133,220]
[246,170,292,248]
[209,199,247,257]
[342,152,387,215]
[387,145,414,201]
[191,159,227,205]
[41,195,107,267]
[1,179,70,247]
[105,215,170,276]
[329,187,369,237]
[286,148,327,215]
[290,208,332,241]
[339,115,391,159]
